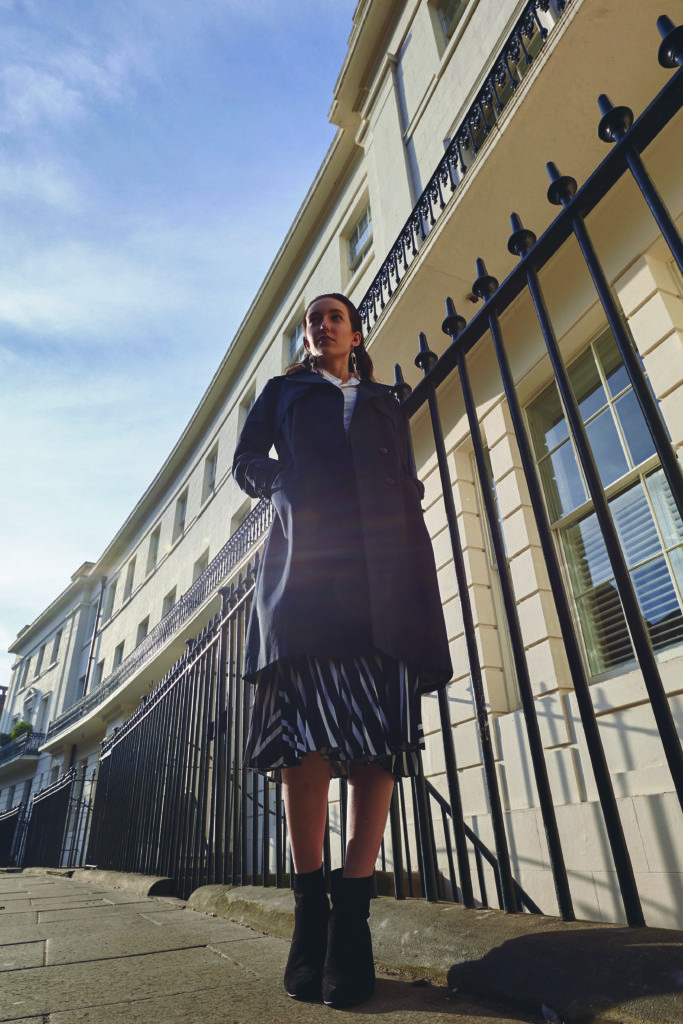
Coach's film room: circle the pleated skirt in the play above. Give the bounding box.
[243,653,424,779]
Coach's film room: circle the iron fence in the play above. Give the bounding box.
[0,803,26,867]
[21,765,96,869]
[46,501,274,741]
[81,19,683,925]
[86,565,540,907]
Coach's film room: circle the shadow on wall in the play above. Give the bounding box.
[447,925,683,1023]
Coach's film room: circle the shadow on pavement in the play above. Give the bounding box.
[339,977,536,1020]
[447,926,683,1023]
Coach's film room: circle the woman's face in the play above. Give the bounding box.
[303,297,361,368]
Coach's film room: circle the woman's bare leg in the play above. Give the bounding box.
[281,752,331,874]
[343,762,395,877]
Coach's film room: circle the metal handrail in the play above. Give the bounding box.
[358,0,569,332]
[0,731,45,766]
[46,500,273,740]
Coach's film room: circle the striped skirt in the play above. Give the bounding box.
[244,654,424,779]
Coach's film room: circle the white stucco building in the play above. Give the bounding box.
[2,0,682,928]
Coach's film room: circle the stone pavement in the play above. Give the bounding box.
[0,871,681,1024]
[0,872,536,1024]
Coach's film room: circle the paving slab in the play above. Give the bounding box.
[0,945,245,1018]
[46,919,257,965]
[0,910,38,927]
[0,939,45,971]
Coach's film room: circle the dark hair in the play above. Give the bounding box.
[285,292,375,381]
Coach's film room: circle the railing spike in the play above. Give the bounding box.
[442,298,467,340]
[507,213,536,256]
[546,162,577,206]
[415,332,438,375]
[657,15,683,68]
[472,258,499,300]
[391,363,412,403]
[597,94,633,144]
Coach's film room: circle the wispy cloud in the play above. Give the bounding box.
[0,0,358,687]
[0,157,81,209]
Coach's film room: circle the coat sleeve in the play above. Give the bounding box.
[233,378,284,499]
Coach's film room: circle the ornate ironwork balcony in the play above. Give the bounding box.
[0,731,46,767]
[45,500,273,741]
[358,0,570,333]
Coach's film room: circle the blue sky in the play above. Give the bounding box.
[0,0,357,682]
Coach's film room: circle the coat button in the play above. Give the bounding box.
[386,477,396,485]
[379,446,388,455]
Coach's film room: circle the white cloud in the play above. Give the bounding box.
[0,235,194,337]
[0,157,81,209]
[0,64,85,132]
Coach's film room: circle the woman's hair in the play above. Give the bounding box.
[285,292,375,380]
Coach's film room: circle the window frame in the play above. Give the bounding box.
[172,489,189,543]
[192,548,210,583]
[526,330,683,678]
[112,642,125,671]
[287,319,305,366]
[136,616,150,647]
[437,0,466,38]
[202,446,219,503]
[146,525,161,575]
[123,557,136,602]
[347,202,373,277]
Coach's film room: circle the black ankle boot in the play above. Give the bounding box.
[322,868,375,1007]
[284,866,330,1001]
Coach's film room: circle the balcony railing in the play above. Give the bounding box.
[45,500,273,741]
[0,731,46,767]
[358,0,570,333]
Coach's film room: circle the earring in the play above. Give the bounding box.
[350,350,358,376]
[308,352,317,369]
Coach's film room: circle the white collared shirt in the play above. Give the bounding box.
[317,368,360,433]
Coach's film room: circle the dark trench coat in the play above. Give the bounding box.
[232,371,452,692]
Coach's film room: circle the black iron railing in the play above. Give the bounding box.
[46,500,273,740]
[358,0,571,332]
[0,802,25,867]
[21,765,96,869]
[0,731,45,766]
[87,566,536,907]
[84,22,683,925]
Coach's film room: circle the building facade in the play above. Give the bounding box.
[2,0,682,928]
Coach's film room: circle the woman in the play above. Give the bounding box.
[232,293,451,1007]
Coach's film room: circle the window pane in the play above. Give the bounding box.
[585,409,629,487]
[614,389,656,468]
[563,513,612,593]
[631,556,683,651]
[539,442,586,520]
[610,481,660,568]
[669,546,683,599]
[575,584,633,675]
[595,331,629,397]
[646,469,683,547]
[568,348,607,421]
[528,384,568,458]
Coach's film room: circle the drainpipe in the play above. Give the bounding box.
[83,576,107,696]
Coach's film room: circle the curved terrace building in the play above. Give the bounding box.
[2,0,682,928]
